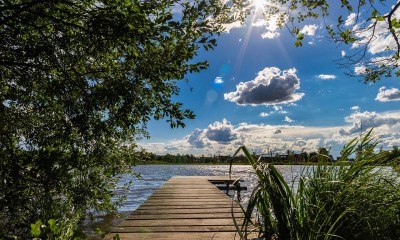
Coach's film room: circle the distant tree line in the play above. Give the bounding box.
[143,146,400,165]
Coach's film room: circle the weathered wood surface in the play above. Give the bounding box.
[104,176,254,240]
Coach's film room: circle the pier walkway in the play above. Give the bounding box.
[104,176,253,240]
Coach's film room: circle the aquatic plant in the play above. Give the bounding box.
[231,130,400,240]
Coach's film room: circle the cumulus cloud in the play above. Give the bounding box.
[260,14,286,39]
[339,111,400,135]
[140,111,400,158]
[351,5,399,58]
[185,119,238,148]
[187,128,207,148]
[341,50,346,57]
[214,76,223,84]
[376,87,400,102]
[345,13,358,26]
[300,24,318,36]
[261,31,280,39]
[206,119,237,143]
[224,67,304,106]
[351,106,360,111]
[317,74,336,80]
[260,112,270,117]
[284,116,294,123]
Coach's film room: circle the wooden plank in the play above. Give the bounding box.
[145,199,230,202]
[111,225,239,232]
[132,208,242,214]
[136,205,238,210]
[127,213,244,220]
[118,218,243,227]
[141,202,236,206]
[104,232,250,240]
[105,176,251,240]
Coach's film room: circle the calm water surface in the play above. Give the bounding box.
[118,164,306,211]
[82,164,306,238]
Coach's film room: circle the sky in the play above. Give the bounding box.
[139,1,400,158]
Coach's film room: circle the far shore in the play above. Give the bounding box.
[138,160,350,166]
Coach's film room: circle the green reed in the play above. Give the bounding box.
[231,130,400,240]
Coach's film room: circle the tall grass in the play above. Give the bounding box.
[231,130,400,240]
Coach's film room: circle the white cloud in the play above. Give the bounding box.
[187,128,207,148]
[376,87,400,102]
[351,5,399,59]
[341,50,346,57]
[260,112,270,117]
[214,76,224,84]
[351,106,360,111]
[140,111,400,157]
[222,21,244,33]
[345,13,358,26]
[261,31,280,39]
[224,67,304,105]
[260,14,287,40]
[339,110,400,135]
[284,116,294,123]
[354,66,367,75]
[317,74,336,80]
[205,119,237,143]
[273,105,287,114]
[300,24,318,36]
[252,19,267,27]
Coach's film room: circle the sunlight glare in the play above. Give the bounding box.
[253,0,265,10]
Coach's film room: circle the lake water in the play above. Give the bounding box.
[82,164,306,238]
[117,164,306,211]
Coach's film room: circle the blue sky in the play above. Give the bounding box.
[140,1,400,157]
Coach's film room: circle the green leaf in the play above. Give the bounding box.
[48,219,57,234]
[113,234,121,240]
[372,9,378,18]
[295,40,302,47]
[376,16,385,21]
[338,15,343,24]
[30,220,42,237]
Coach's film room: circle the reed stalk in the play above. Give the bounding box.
[231,129,400,240]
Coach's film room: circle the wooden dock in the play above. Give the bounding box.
[104,176,254,240]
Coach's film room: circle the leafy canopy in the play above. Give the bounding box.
[0,0,242,238]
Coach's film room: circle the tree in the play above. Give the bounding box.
[0,0,241,238]
[256,0,400,83]
[309,151,319,162]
